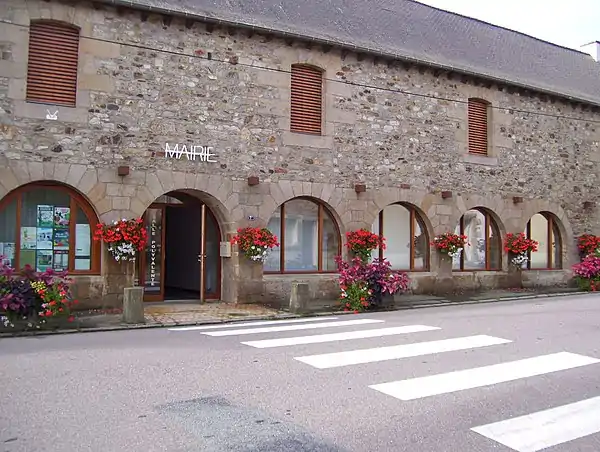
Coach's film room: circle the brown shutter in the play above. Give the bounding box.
[26,21,80,107]
[468,99,489,155]
[290,65,323,135]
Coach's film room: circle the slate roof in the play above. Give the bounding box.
[104,0,600,106]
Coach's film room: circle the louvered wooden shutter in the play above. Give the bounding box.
[468,99,489,155]
[290,65,323,135]
[26,21,80,107]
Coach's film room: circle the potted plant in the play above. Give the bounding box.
[93,218,148,263]
[431,232,468,258]
[345,228,385,263]
[230,227,279,262]
[504,232,538,269]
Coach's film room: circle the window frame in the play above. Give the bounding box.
[467,98,490,156]
[525,213,562,270]
[26,20,81,107]
[374,203,430,272]
[264,197,341,274]
[290,64,324,135]
[0,182,101,275]
[453,209,501,271]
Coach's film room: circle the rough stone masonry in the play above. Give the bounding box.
[0,0,599,308]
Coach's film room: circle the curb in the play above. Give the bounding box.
[0,291,595,338]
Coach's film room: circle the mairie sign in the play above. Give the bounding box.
[164,143,216,162]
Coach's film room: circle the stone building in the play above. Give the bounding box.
[0,0,599,309]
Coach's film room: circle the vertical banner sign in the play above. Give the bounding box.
[143,209,162,294]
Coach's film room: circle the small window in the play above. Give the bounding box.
[264,198,340,273]
[453,209,501,271]
[371,204,429,271]
[468,98,489,156]
[26,21,80,107]
[0,183,100,273]
[290,64,323,135]
[525,213,562,269]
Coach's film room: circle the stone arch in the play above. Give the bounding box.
[450,194,508,236]
[520,203,574,268]
[132,170,234,236]
[260,181,346,236]
[0,161,105,219]
[519,201,573,248]
[364,187,435,236]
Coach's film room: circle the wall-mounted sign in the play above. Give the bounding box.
[220,241,232,258]
[164,143,217,162]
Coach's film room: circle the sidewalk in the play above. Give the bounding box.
[0,287,595,337]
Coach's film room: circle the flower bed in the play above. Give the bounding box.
[577,234,600,260]
[231,227,279,262]
[431,232,467,258]
[335,228,409,313]
[0,257,78,330]
[504,232,538,268]
[93,218,148,262]
[572,255,600,291]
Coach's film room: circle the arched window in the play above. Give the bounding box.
[0,183,100,273]
[264,198,340,273]
[371,204,429,271]
[453,209,501,270]
[525,213,562,269]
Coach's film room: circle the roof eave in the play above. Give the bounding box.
[95,0,600,108]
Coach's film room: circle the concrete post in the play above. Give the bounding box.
[290,282,310,314]
[122,287,145,324]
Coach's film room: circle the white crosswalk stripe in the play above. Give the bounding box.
[369,352,600,400]
[471,395,600,452]
[202,318,384,337]
[241,324,440,348]
[293,335,511,369]
[167,316,339,331]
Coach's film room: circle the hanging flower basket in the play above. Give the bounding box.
[504,232,538,268]
[345,228,385,263]
[431,232,467,258]
[230,227,279,262]
[577,234,600,260]
[93,218,148,262]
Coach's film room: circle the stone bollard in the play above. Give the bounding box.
[122,287,145,324]
[289,282,310,314]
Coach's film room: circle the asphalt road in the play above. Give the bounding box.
[2,294,600,452]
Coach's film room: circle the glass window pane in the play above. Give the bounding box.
[452,221,462,270]
[382,205,411,270]
[264,207,281,271]
[529,214,549,269]
[488,221,501,270]
[321,209,339,271]
[413,217,428,270]
[371,213,380,262]
[283,200,318,271]
[19,188,70,272]
[0,198,17,267]
[74,205,92,271]
[463,210,486,270]
[551,222,562,269]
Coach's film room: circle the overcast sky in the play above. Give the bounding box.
[416,0,599,52]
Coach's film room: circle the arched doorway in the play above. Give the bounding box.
[138,191,221,302]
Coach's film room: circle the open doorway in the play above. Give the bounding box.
[138,191,221,302]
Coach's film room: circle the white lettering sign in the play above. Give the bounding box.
[164,143,217,162]
[149,219,157,286]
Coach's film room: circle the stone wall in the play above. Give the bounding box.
[1,0,599,308]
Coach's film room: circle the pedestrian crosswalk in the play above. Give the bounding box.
[168,316,600,451]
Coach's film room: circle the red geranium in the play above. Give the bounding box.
[231,227,279,262]
[431,232,467,257]
[577,234,600,258]
[93,218,148,262]
[345,229,385,263]
[504,232,538,255]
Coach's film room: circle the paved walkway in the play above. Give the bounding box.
[0,287,592,336]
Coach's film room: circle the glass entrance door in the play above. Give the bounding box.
[138,200,220,302]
